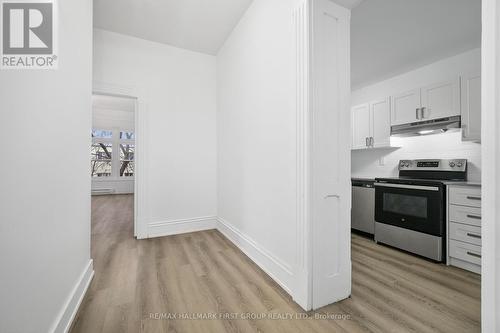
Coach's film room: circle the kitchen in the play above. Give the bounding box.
[350,0,482,327]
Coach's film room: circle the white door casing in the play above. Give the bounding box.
[481,0,499,331]
[310,0,351,310]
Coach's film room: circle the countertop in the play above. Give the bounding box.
[442,181,482,186]
[351,177,376,182]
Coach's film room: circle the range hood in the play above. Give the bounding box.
[391,115,461,137]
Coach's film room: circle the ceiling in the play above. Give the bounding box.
[93,0,253,55]
[351,0,481,89]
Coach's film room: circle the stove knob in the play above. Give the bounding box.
[449,162,456,167]
[457,162,463,167]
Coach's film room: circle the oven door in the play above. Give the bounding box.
[374,182,444,236]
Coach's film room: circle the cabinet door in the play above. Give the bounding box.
[461,73,481,142]
[391,89,421,125]
[371,97,391,148]
[421,78,460,120]
[351,103,370,149]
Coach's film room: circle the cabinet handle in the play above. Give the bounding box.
[416,108,420,119]
[466,233,481,239]
[466,196,481,201]
[466,214,481,220]
[467,251,481,258]
[365,137,369,147]
[370,137,374,147]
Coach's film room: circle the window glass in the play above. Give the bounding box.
[119,144,134,177]
[91,143,112,177]
[92,129,113,139]
[120,131,135,140]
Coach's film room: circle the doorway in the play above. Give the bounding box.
[91,93,137,237]
[349,0,482,330]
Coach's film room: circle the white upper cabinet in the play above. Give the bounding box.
[352,98,391,150]
[391,89,421,125]
[371,97,391,148]
[420,77,460,120]
[460,72,481,142]
[351,103,370,149]
[390,78,461,125]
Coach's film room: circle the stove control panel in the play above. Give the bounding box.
[399,159,467,172]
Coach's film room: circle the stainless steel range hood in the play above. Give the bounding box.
[391,115,461,137]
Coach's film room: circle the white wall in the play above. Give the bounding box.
[0,1,93,332]
[217,0,302,300]
[351,48,482,181]
[93,29,217,237]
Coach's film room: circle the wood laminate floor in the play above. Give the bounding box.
[70,194,481,333]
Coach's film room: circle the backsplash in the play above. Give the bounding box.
[351,130,481,182]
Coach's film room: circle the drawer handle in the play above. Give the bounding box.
[467,251,481,258]
[466,233,481,239]
[466,196,481,201]
[466,214,481,220]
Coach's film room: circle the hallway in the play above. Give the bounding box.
[70,195,480,333]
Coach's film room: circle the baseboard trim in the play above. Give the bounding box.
[216,217,294,296]
[148,216,217,238]
[51,259,94,333]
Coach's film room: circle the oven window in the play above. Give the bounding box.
[383,193,428,218]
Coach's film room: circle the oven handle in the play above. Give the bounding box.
[374,183,440,191]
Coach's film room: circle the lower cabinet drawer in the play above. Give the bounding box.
[449,186,482,208]
[449,222,482,246]
[449,205,481,226]
[449,239,482,266]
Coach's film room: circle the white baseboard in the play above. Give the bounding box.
[148,216,217,238]
[216,217,294,296]
[51,259,94,333]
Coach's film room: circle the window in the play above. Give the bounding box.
[120,144,134,177]
[91,143,112,177]
[91,128,135,178]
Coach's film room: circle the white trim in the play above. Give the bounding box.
[148,216,217,238]
[50,260,94,333]
[217,217,294,297]
[293,0,312,311]
[481,0,499,331]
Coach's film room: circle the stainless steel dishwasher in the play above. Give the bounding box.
[351,178,375,235]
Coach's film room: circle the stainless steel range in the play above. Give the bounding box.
[374,159,467,262]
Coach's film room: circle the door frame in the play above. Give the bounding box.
[92,81,148,239]
[293,0,351,310]
[480,0,499,331]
